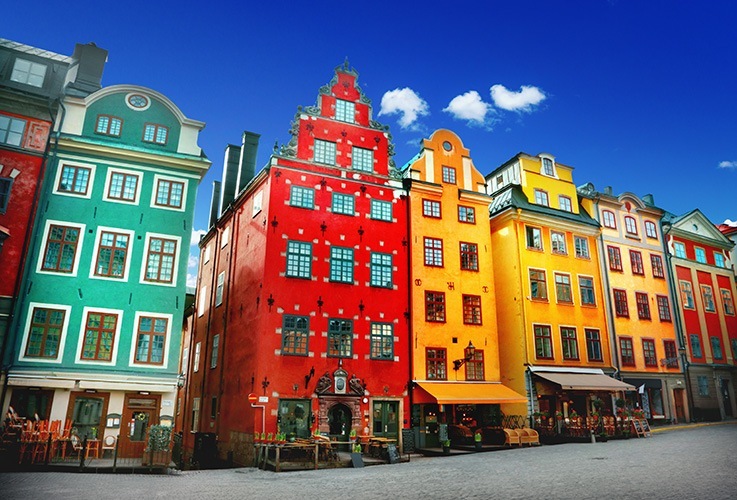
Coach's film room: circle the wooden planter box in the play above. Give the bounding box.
[142,450,172,466]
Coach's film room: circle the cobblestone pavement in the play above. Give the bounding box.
[1,423,735,500]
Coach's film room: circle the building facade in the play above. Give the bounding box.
[662,210,737,420]
[185,62,409,466]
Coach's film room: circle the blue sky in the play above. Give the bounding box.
[4,1,736,287]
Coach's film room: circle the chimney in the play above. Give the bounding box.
[209,181,221,229]
[603,186,613,196]
[236,131,260,193]
[65,43,108,96]
[642,194,654,206]
[218,145,240,216]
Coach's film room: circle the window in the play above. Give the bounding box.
[602,210,616,229]
[607,246,623,271]
[459,242,479,271]
[663,340,678,368]
[530,269,548,300]
[194,342,201,371]
[636,292,651,320]
[534,189,549,206]
[335,99,355,123]
[370,199,392,221]
[624,216,638,236]
[559,195,572,212]
[574,236,590,259]
[555,273,573,303]
[630,250,644,275]
[721,289,735,315]
[645,221,658,239]
[642,339,657,367]
[95,115,122,136]
[690,334,703,358]
[441,166,456,184]
[80,311,118,362]
[0,114,26,147]
[106,171,139,202]
[41,224,81,273]
[697,376,709,396]
[619,337,635,366]
[526,226,542,250]
[211,334,219,368]
[154,178,185,209]
[458,206,475,223]
[370,252,392,288]
[282,315,309,356]
[425,291,446,322]
[541,157,554,176]
[579,276,596,306]
[332,193,355,215]
[534,325,553,359]
[329,246,354,283]
[24,307,65,358]
[732,339,737,360]
[11,58,47,87]
[422,199,441,218]
[143,123,168,145]
[551,231,566,254]
[462,295,482,325]
[289,186,315,209]
[211,397,218,420]
[561,327,579,360]
[94,230,130,279]
[695,247,706,264]
[314,139,336,165]
[680,281,695,309]
[327,319,353,358]
[701,285,716,312]
[585,329,603,362]
[674,242,686,259]
[351,146,373,172]
[656,295,672,322]
[191,398,200,432]
[651,254,665,278]
[215,272,225,306]
[0,178,10,214]
[57,164,92,196]
[197,287,206,318]
[714,252,725,268]
[222,226,230,247]
[426,348,447,380]
[286,241,312,279]
[370,323,393,360]
[710,336,723,360]
[144,236,178,284]
[613,289,629,317]
[465,350,484,381]
[134,316,168,365]
[424,237,443,267]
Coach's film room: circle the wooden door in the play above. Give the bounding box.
[673,388,685,422]
[120,394,160,458]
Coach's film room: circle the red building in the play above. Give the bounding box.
[662,210,737,421]
[183,62,409,466]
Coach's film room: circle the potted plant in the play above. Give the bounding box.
[349,428,357,443]
[441,439,451,455]
[254,432,261,444]
[143,424,173,467]
[474,430,483,451]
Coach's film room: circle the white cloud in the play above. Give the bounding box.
[378,88,429,129]
[188,255,199,269]
[724,219,737,227]
[490,84,546,112]
[186,273,198,288]
[718,160,736,169]
[191,228,206,246]
[443,91,491,124]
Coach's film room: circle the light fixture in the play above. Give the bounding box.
[452,341,476,371]
[176,373,186,388]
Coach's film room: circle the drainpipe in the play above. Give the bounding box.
[0,97,64,411]
[403,180,414,441]
[512,208,533,418]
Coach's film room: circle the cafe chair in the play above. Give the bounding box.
[102,434,117,457]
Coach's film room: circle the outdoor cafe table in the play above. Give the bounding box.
[257,442,326,472]
[367,437,396,458]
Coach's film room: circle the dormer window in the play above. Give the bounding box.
[335,99,355,123]
[11,58,47,88]
[541,157,555,177]
[143,123,168,145]
[534,189,549,207]
[95,115,122,137]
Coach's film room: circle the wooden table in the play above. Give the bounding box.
[367,437,396,458]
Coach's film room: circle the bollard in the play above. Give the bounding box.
[590,431,596,444]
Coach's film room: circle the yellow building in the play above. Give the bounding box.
[578,186,689,423]
[403,130,524,447]
[487,153,632,423]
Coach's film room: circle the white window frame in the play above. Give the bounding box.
[150,174,188,212]
[52,160,97,199]
[198,286,207,317]
[140,233,181,286]
[194,342,201,372]
[18,302,72,363]
[211,334,220,368]
[102,167,143,205]
[89,226,135,282]
[11,58,47,87]
[36,219,86,277]
[74,306,124,365]
[216,272,225,306]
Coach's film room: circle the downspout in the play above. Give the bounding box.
[0,97,64,410]
[512,208,533,418]
[403,180,414,439]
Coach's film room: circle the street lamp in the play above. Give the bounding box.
[452,341,476,371]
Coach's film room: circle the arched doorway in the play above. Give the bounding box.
[328,403,352,440]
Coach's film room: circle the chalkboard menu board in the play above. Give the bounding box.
[387,444,399,464]
[401,429,415,453]
[350,452,364,468]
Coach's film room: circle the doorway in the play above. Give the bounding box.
[66,392,109,440]
[673,388,685,423]
[328,403,352,439]
[373,400,398,439]
[120,393,161,458]
[720,379,733,417]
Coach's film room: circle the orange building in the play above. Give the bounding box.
[487,153,632,423]
[402,130,524,447]
[578,186,688,423]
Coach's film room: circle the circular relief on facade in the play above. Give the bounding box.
[442,141,453,151]
[126,93,150,110]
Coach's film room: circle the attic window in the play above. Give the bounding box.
[335,99,355,123]
[541,157,555,177]
[11,58,47,88]
[126,93,151,111]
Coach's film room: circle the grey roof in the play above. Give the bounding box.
[0,38,72,63]
[489,184,600,228]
